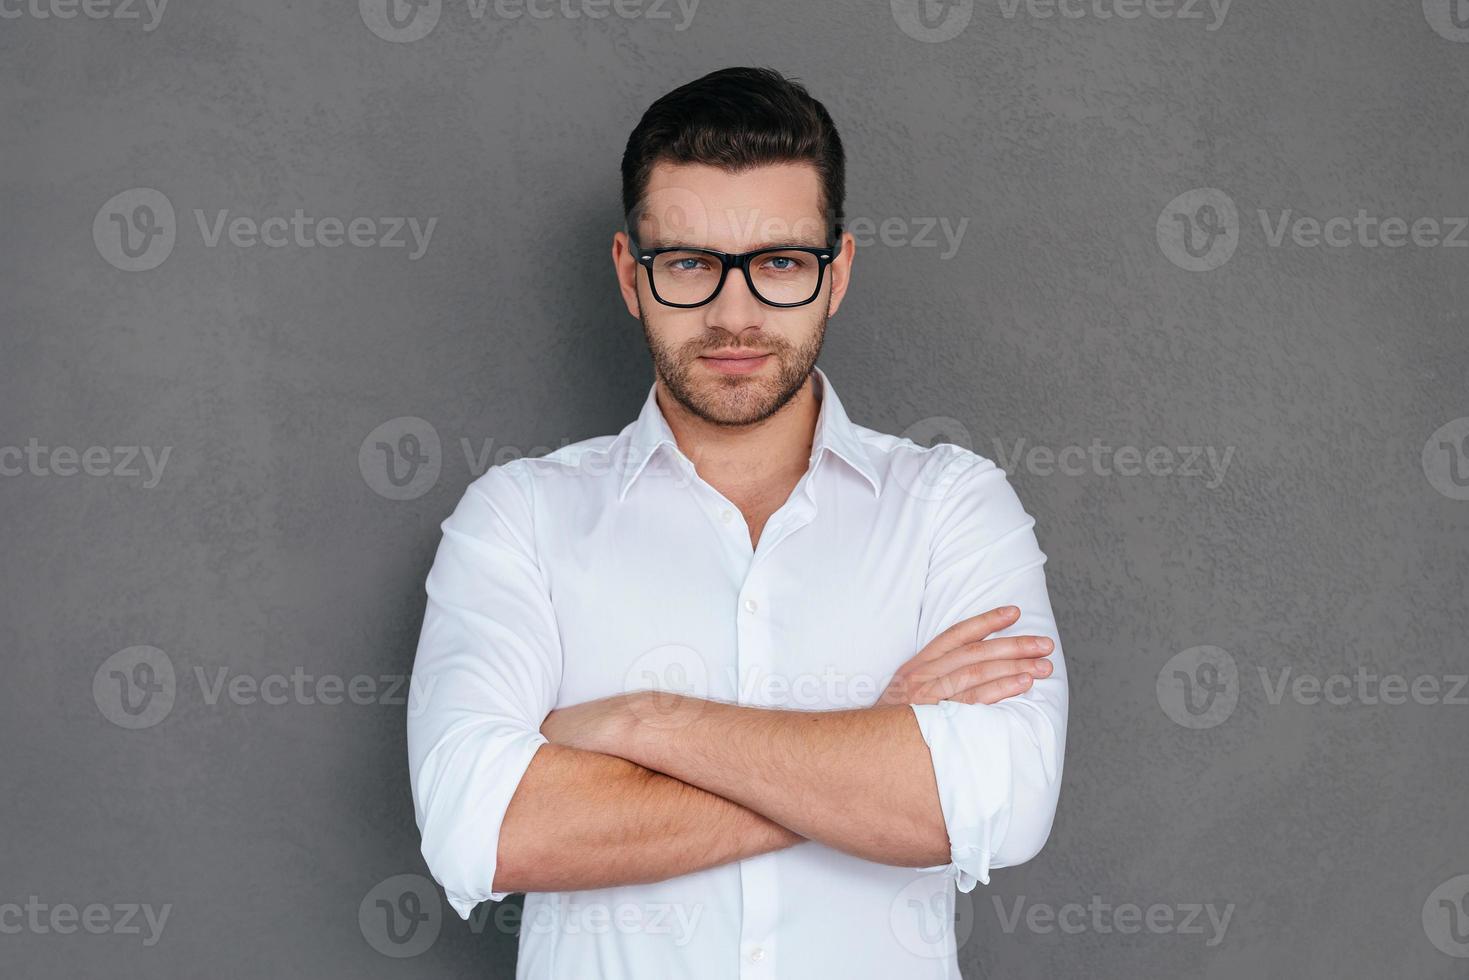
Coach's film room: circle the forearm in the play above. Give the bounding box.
[606,694,951,869]
[493,742,803,894]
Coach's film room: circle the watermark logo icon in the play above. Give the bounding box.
[893,416,974,501]
[93,646,176,729]
[1157,188,1239,271]
[1157,646,1238,729]
[360,874,442,957]
[360,0,441,42]
[891,0,975,42]
[360,417,442,500]
[1423,0,1469,42]
[890,871,975,958]
[622,643,712,731]
[1422,418,1469,500]
[1423,874,1469,957]
[94,188,175,272]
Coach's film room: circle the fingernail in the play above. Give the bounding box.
[1002,606,1019,617]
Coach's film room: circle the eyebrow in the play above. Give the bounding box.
[643,239,830,251]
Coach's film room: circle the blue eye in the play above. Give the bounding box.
[661,255,711,274]
[762,255,806,273]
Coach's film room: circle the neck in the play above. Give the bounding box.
[655,373,821,497]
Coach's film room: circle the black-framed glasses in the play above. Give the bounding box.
[629,230,840,309]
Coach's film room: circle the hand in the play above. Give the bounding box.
[877,605,1054,707]
[539,693,635,754]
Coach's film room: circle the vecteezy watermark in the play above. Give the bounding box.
[890,871,975,959]
[359,417,443,501]
[991,895,1234,947]
[994,0,1231,29]
[889,0,975,42]
[1158,187,1469,271]
[359,0,442,42]
[360,875,442,958]
[0,0,168,30]
[890,0,1230,43]
[93,188,437,272]
[1259,666,1468,708]
[888,417,1237,498]
[1257,210,1469,250]
[358,416,578,501]
[93,646,176,730]
[357,416,706,501]
[92,646,436,729]
[358,873,704,956]
[521,899,704,946]
[622,645,927,718]
[1422,417,1469,501]
[92,188,175,272]
[1158,646,1468,728]
[1422,0,1469,43]
[0,897,172,946]
[1157,646,1239,730]
[358,0,699,43]
[1156,188,1240,272]
[993,438,1235,489]
[1423,873,1469,958]
[0,440,171,488]
[887,416,976,502]
[845,215,969,260]
[192,665,436,713]
[627,195,968,260]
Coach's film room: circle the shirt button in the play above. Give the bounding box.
[721,509,734,524]
[743,598,758,614]
[749,945,766,962]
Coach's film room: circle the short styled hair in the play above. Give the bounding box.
[620,66,846,241]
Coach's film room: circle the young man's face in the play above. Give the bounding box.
[615,160,855,428]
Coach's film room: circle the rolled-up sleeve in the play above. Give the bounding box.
[406,462,562,920]
[908,448,1068,892]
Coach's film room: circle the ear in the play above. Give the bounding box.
[824,231,856,317]
[612,231,643,319]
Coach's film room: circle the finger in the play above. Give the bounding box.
[948,672,1035,705]
[912,605,1022,663]
[931,672,1035,705]
[917,635,1054,677]
[916,657,1052,702]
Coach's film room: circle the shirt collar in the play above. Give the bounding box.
[615,365,881,502]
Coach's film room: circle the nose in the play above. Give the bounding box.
[704,264,766,333]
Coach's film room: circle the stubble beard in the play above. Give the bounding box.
[640,306,828,428]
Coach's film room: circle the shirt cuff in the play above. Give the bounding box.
[426,731,549,920]
[909,700,1010,892]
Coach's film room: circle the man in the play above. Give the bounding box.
[407,66,1068,978]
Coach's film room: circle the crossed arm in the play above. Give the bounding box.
[488,741,804,895]
[408,453,1068,919]
[495,700,945,894]
[492,606,1056,894]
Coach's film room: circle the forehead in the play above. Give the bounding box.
[635,160,828,248]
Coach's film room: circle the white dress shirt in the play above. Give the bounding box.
[407,366,1068,979]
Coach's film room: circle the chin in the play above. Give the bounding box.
[691,384,781,426]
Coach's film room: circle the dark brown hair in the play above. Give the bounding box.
[620,66,845,241]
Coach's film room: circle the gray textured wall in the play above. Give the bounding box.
[3,1,1467,977]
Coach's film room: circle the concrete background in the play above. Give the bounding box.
[3,0,1467,976]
